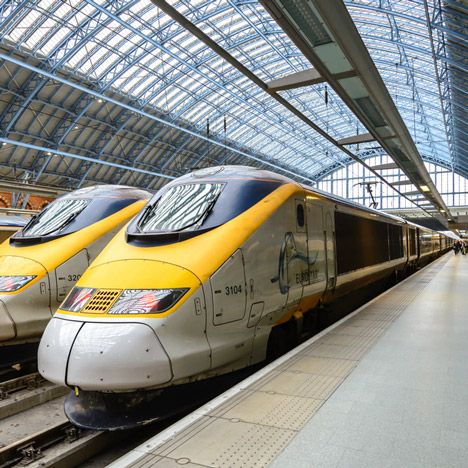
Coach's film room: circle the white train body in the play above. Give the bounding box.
[39,167,452,397]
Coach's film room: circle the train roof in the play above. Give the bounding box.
[174,165,294,184]
[0,215,28,227]
[59,185,151,201]
[439,230,460,240]
[168,166,455,238]
[182,165,405,224]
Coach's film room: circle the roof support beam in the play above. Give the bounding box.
[372,163,399,170]
[337,133,375,145]
[402,190,423,196]
[0,180,68,197]
[266,68,324,91]
[0,137,175,180]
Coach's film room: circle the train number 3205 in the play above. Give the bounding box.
[225,284,243,295]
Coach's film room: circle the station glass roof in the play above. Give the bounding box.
[0,0,465,190]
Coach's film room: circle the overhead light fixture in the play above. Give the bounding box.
[354,96,386,128]
[420,185,430,192]
[283,1,332,47]
[46,152,52,156]
[97,98,103,103]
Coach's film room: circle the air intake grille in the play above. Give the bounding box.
[82,289,121,313]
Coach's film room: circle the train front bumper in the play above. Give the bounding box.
[38,317,172,391]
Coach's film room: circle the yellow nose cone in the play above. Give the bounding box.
[0,255,46,277]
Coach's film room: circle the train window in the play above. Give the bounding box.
[388,224,403,260]
[11,195,142,245]
[335,211,390,274]
[137,183,225,233]
[20,199,89,237]
[296,204,305,227]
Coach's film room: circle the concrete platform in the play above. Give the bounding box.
[110,253,467,468]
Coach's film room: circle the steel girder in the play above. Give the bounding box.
[0,0,463,197]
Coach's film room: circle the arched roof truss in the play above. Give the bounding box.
[0,0,463,206]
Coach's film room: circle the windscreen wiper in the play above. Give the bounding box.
[135,201,156,233]
[173,194,220,232]
[20,213,40,234]
[38,211,81,237]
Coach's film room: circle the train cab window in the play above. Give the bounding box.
[296,204,305,228]
[127,177,283,245]
[11,193,142,246]
[20,199,89,237]
[137,183,224,233]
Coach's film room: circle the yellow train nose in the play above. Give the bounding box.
[79,259,201,292]
[0,255,45,283]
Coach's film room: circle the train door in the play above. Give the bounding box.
[211,249,247,325]
[323,208,336,291]
[305,201,327,287]
[416,228,421,258]
[285,200,308,305]
[207,249,255,368]
[275,200,308,310]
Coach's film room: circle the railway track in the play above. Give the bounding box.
[0,375,179,467]
[0,373,68,420]
[0,420,122,468]
[0,345,38,384]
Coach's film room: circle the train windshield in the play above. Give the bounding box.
[11,193,143,246]
[137,183,224,233]
[127,177,284,245]
[21,199,89,237]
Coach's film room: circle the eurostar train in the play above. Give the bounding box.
[38,166,454,429]
[0,185,150,361]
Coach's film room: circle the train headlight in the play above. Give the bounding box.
[0,275,36,292]
[108,289,188,315]
[61,287,96,312]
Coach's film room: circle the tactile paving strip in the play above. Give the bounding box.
[252,371,344,399]
[118,255,451,468]
[221,391,322,430]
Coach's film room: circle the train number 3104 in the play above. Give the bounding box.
[225,284,243,295]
